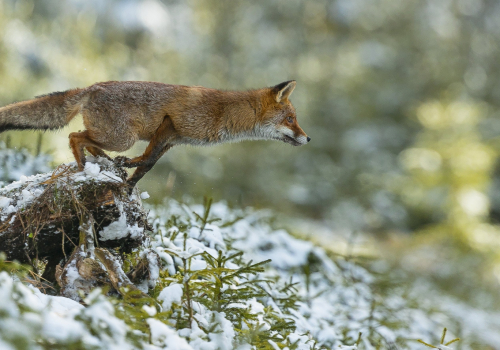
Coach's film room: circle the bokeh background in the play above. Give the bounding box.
[1,0,500,310]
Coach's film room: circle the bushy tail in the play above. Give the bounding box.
[0,88,85,133]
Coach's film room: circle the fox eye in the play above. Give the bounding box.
[286,116,293,123]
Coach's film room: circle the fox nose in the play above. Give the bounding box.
[307,136,311,142]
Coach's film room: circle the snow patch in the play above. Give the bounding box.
[99,198,144,241]
[84,162,101,177]
[147,318,193,349]
[0,196,11,209]
[158,283,183,311]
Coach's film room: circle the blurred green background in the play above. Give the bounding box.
[2,0,500,292]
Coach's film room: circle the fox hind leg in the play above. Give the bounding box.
[86,146,111,160]
[69,131,105,170]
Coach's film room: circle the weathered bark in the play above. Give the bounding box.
[55,215,109,299]
[54,212,157,302]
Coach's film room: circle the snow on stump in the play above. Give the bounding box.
[0,157,158,301]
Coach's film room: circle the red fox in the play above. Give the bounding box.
[0,81,309,189]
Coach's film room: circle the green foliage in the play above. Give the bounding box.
[149,231,300,348]
[82,199,311,349]
[0,197,489,349]
[418,328,460,349]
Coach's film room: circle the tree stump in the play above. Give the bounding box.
[0,157,158,301]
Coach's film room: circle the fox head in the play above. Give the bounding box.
[259,81,310,146]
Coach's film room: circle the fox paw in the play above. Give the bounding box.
[113,156,131,167]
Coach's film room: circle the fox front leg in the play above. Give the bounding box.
[117,116,176,191]
[126,143,173,191]
[113,116,176,169]
[113,155,135,167]
[113,154,152,168]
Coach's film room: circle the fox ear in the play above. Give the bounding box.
[273,80,296,103]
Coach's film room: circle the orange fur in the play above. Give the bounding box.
[0,81,309,189]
